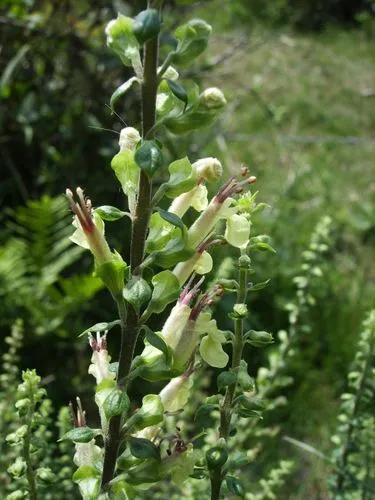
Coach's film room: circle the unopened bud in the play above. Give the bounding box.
[200,87,227,109]
[119,127,141,151]
[193,157,223,182]
[159,65,179,81]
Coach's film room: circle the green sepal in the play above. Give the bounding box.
[111,149,140,199]
[95,251,128,297]
[194,403,219,429]
[106,14,140,69]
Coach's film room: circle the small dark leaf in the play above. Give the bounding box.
[157,208,186,236]
[166,79,188,108]
[128,436,161,461]
[133,9,161,44]
[134,140,163,177]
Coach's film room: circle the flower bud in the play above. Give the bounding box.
[158,65,179,80]
[200,87,226,109]
[119,127,141,151]
[192,157,223,182]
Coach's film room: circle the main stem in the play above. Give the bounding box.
[101,28,159,490]
[210,262,248,500]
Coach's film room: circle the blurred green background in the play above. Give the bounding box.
[1,0,374,498]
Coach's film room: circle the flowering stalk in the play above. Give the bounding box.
[100,16,160,489]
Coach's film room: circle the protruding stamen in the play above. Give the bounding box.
[65,187,95,233]
[179,275,205,305]
[70,397,86,427]
[189,284,224,320]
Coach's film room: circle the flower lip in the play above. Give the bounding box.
[66,187,95,234]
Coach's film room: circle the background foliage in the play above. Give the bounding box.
[1,0,374,498]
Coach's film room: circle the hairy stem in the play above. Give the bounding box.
[210,262,248,499]
[100,20,159,489]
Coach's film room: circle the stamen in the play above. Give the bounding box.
[65,187,95,233]
[189,283,224,320]
[180,275,205,305]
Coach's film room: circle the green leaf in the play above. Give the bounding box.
[146,270,180,315]
[245,330,274,347]
[165,157,196,198]
[143,326,172,366]
[109,77,139,110]
[60,427,97,443]
[95,206,128,221]
[128,436,161,461]
[236,395,264,419]
[250,241,276,254]
[134,140,163,178]
[248,279,271,292]
[133,9,161,44]
[79,320,121,338]
[217,371,237,391]
[95,251,127,296]
[166,79,188,109]
[103,389,130,419]
[123,276,151,313]
[226,476,244,497]
[146,212,178,253]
